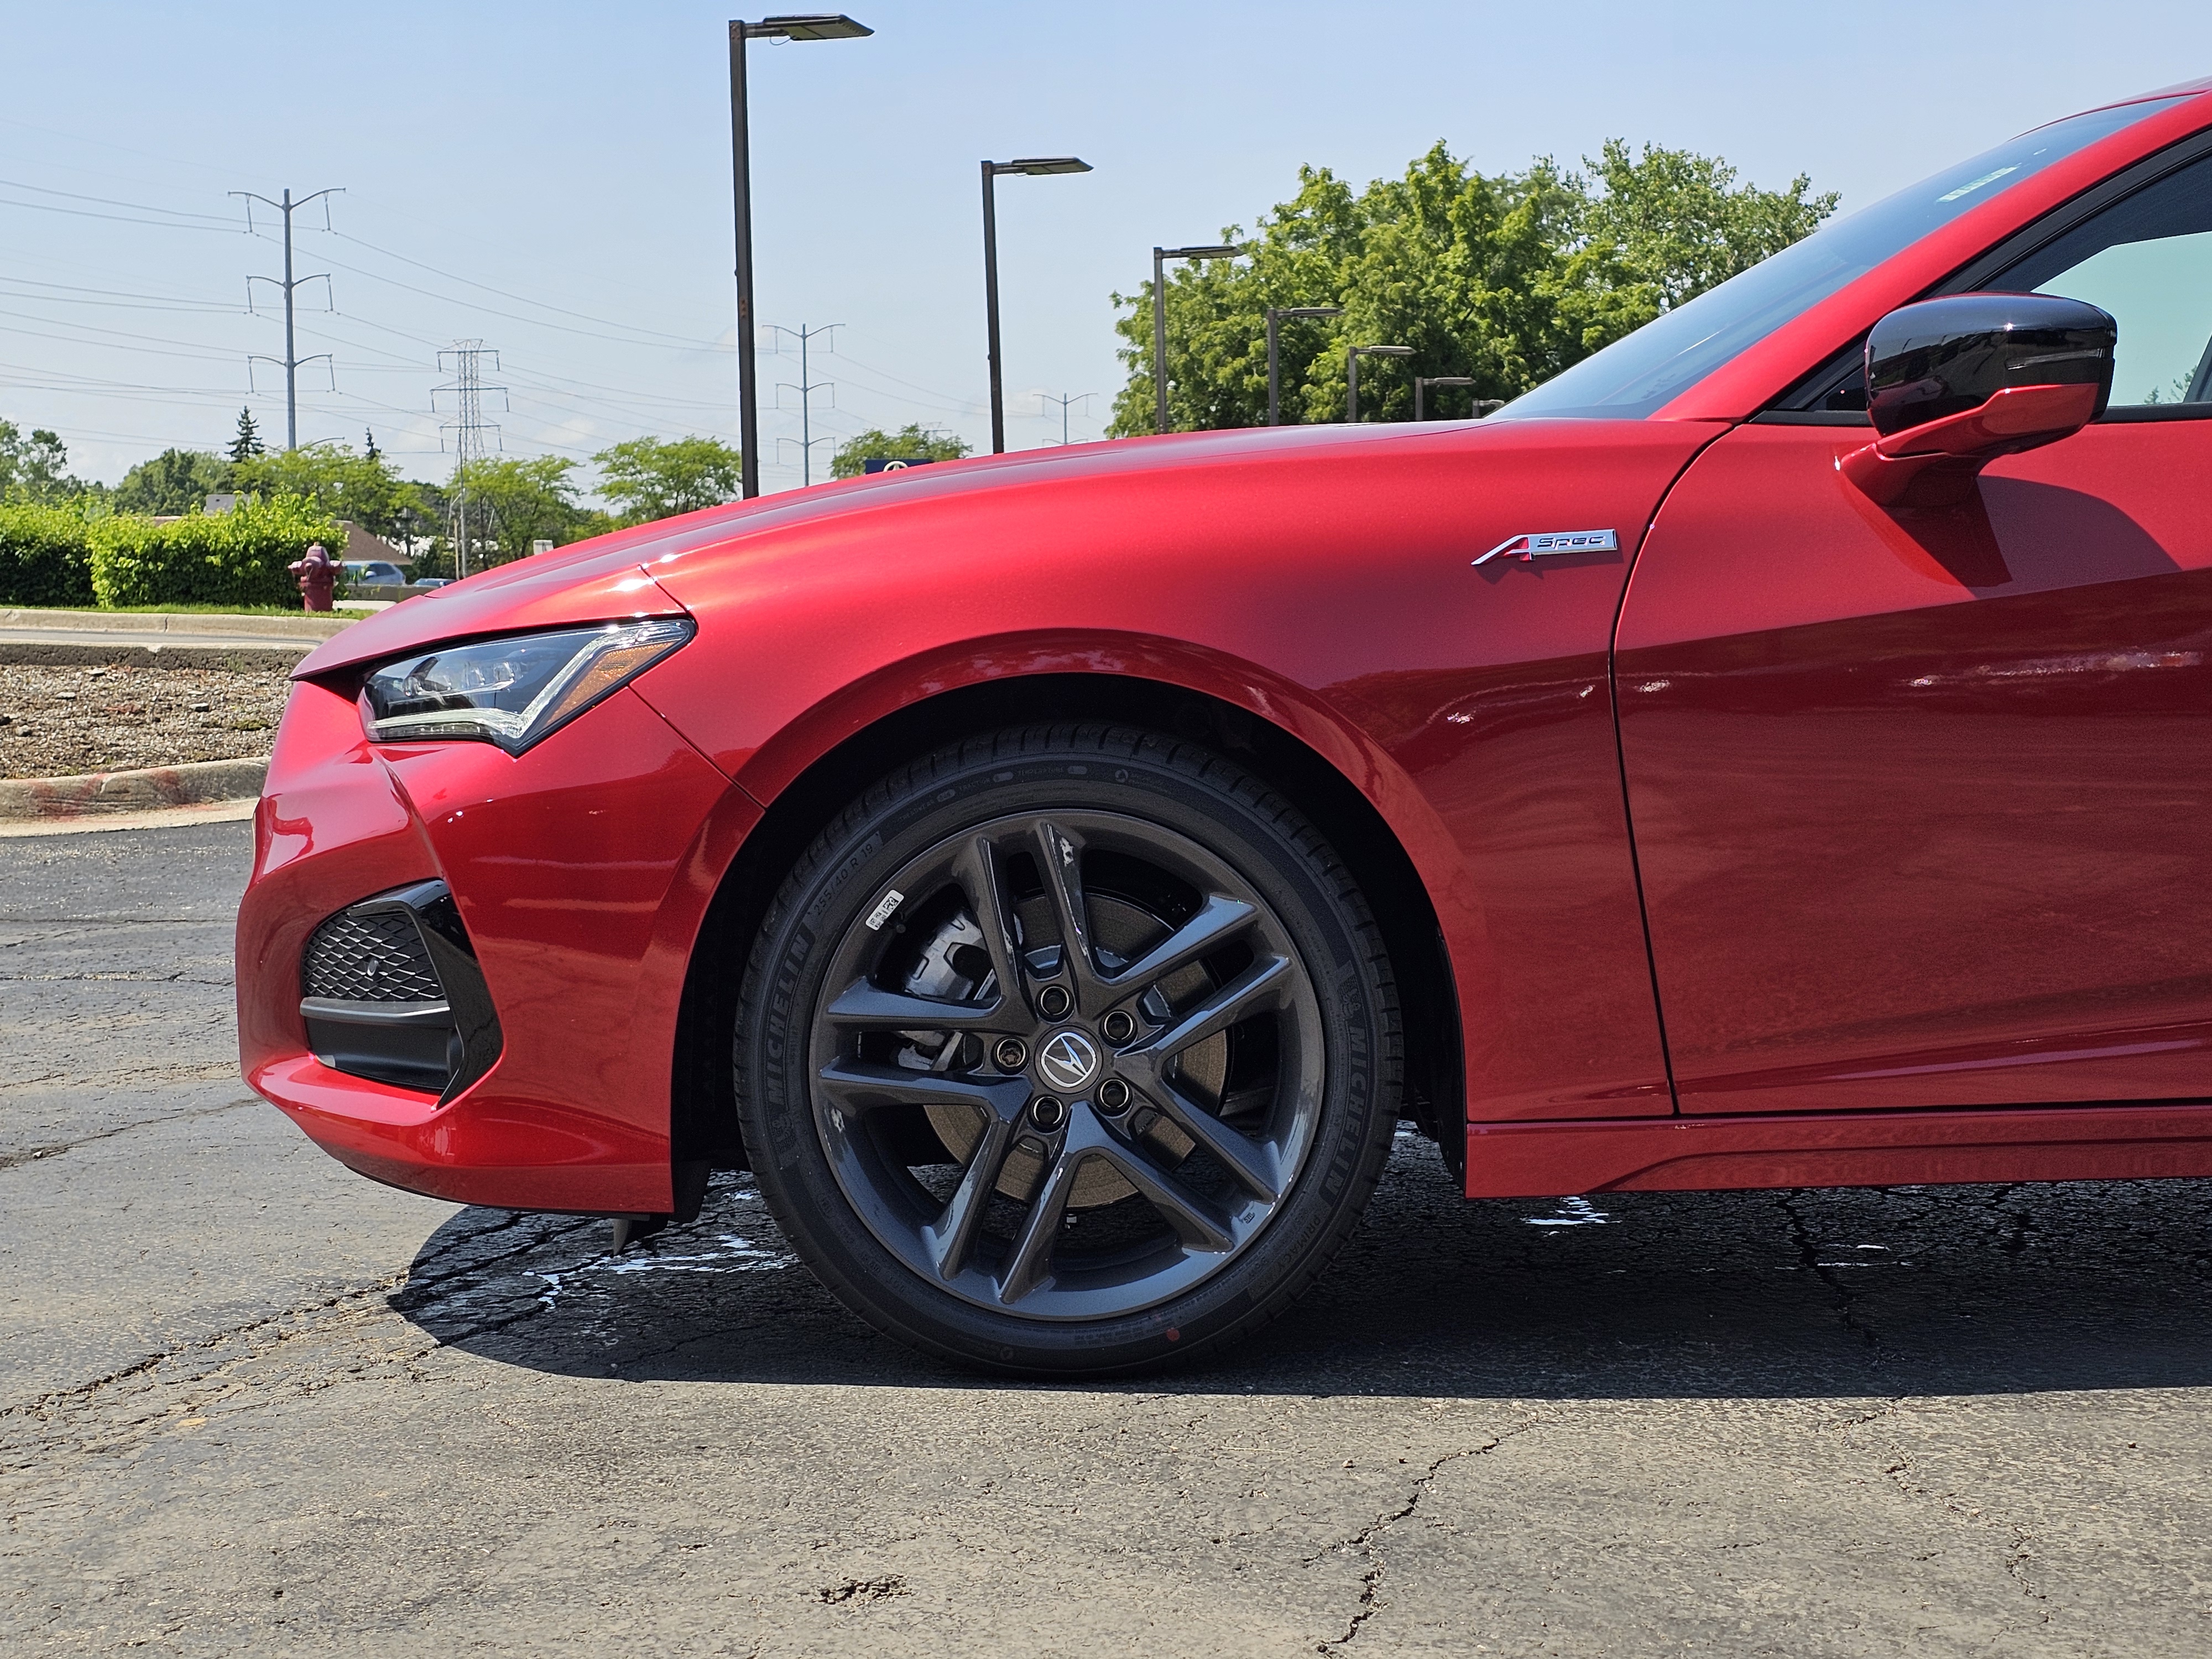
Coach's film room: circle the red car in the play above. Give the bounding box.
[239,78,2212,1374]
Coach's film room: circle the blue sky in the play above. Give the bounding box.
[3,1,2208,494]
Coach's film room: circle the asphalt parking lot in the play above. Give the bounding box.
[5,820,2212,1657]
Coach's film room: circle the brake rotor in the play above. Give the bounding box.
[907,891,1222,1209]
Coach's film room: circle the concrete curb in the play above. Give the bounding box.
[0,795,258,837]
[0,756,268,822]
[0,608,353,640]
[0,640,311,670]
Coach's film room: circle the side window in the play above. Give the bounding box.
[1991,152,2212,408]
[1777,145,2212,417]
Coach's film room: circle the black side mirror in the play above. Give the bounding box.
[1866,292,2115,436]
[1841,292,2116,507]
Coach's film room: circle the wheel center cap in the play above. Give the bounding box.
[1036,1028,1101,1093]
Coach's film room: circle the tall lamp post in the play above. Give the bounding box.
[1347,344,1413,422]
[1151,243,1237,434]
[1415,375,1477,422]
[729,14,871,499]
[982,156,1091,453]
[1265,305,1342,426]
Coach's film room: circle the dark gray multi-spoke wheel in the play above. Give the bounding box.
[737,724,1400,1375]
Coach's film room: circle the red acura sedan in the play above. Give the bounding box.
[240,79,2212,1374]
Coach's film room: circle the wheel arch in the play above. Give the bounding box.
[669,663,1465,1192]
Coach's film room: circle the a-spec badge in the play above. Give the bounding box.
[1473,528,1619,566]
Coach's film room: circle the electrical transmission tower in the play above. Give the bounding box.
[233,186,341,451]
[767,322,838,486]
[434,342,507,580]
[1039,391,1096,446]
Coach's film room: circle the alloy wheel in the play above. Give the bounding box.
[806,808,1327,1321]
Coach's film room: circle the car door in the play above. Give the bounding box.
[1615,144,2212,1115]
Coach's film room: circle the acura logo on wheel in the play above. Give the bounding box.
[1037,1029,1102,1093]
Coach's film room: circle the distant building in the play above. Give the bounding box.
[341,521,411,571]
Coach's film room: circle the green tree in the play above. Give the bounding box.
[114,448,231,517]
[229,440,426,541]
[229,408,264,462]
[828,424,973,480]
[592,435,744,525]
[0,420,84,504]
[1108,140,1836,434]
[453,455,585,566]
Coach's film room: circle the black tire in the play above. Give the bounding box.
[734,723,1401,1375]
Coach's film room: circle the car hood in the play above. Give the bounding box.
[295,417,1623,678]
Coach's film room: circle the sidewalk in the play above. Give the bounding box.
[0,608,351,665]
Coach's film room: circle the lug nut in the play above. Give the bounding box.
[1101,1009,1136,1045]
[993,1037,1028,1071]
[1037,984,1073,1020]
[1029,1095,1068,1131]
[1097,1078,1131,1115]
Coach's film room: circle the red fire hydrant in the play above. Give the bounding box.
[290,541,338,612]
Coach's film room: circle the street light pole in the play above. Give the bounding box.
[1265,305,1342,426]
[981,156,1092,453]
[982,163,1003,454]
[1414,375,1477,421]
[1347,344,1413,422]
[729,14,871,499]
[1151,243,1237,434]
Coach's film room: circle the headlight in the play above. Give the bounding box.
[359,617,694,754]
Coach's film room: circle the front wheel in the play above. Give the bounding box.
[735,724,1401,1375]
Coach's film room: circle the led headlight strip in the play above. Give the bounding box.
[359,617,694,755]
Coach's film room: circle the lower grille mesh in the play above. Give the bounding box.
[302,909,445,1003]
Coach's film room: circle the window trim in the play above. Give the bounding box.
[1767,126,2212,421]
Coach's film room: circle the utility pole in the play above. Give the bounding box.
[234,186,341,450]
[768,322,838,486]
[434,342,507,580]
[1039,391,1094,446]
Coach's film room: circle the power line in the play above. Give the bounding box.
[767,323,838,487]
[325,229,721,350]
[279,236,724,353]
[233,186,341,449]
[0,274,239,312]
[0,175,238,225]
[1038,390,1096,446]
[0,192,240,233]
[434,341,504,578]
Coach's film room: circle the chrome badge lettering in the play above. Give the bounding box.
[1473,528,1620,566]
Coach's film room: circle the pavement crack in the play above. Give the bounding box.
[1312,1418,1542,1651]
[0,1097,257,1170]
[1779,1190,1879,1349]
[0,971,231,985]
[0,1271,414,1428]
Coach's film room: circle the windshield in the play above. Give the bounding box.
[1500,97,2188,420]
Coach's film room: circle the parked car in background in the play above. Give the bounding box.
[239,75,2212,1377]
[410,577,451,589]
[342,560,409,589]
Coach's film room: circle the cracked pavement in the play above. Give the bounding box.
[7,823,2212,1655]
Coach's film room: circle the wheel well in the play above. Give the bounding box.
[668,674,1464,1202]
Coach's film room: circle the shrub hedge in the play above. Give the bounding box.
[89,493,345,609]
[0,503,96,608]
[0,493,346,610]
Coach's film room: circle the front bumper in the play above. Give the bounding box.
[236,672,759,1214]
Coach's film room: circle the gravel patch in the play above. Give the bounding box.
[0,661,293,780]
